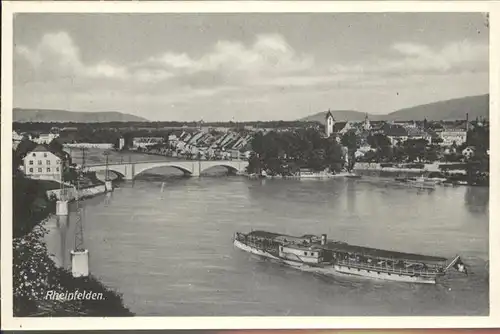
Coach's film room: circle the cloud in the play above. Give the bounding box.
[15,31,128,81]
[330,40,488,78]
[16,31,315,90]
[14,32,488,118]
[146,33,313,74]
[138,33,315,89]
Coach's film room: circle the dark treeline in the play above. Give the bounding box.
[14,118,483,134]
[246,128,346,176]
[13,120,321,133]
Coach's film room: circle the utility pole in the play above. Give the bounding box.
[81,147,87,173]
[104,151,110,181]
[103,150,113,192]
[70,147,89,277]
[74,174,85,252]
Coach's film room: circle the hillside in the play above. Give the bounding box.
[299,94,489,123]
[300,110,373,124]
[385,94,489,121]
[13,108,148,123]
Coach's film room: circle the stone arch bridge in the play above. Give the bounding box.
[86,159,249,180]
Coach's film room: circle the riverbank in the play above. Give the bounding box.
[248,171,356,179]
[354,162,438,173]
[13,175,133,316]
[353,162,489,186]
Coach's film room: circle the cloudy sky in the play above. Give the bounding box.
[13,13,489,121]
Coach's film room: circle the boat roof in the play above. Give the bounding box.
[247,230,314,240]
[322,241,447,263]
[243,230,447,263]
[247,230,286,239]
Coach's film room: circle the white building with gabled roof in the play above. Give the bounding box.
[22,145,67,182]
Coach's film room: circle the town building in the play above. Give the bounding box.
[22,145,68,182]
[64,143,114,149]
[382,124,408,146]
[32,133,59,144]
[405,126,432,143]
[132,137,164,149]
[437,128,467,147]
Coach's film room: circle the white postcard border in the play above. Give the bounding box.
[1,1,498,330]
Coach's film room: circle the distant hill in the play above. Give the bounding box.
[385,94,489,121]
[300,110,373,124]
[13,108,149,123]
[299,94,489,123]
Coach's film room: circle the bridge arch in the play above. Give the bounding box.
[88,167,125,181]
[200,163,241,175]
[102,169,125,180]
[133,162,194,179]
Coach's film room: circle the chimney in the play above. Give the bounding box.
[321,234,327,246]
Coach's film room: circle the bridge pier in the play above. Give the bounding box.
[56,200,69,216]
[123,164,135,180]
[191,161,200,177]
[105,180,113,192]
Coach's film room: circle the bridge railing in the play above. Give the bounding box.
[85,159,248,167]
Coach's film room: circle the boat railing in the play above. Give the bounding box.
[335,259,439,276]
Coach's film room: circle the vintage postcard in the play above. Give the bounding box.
[1,1,498,331]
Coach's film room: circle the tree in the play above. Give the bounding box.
[48,139,64,153]
[246,152,262,174]
[431,136,444,145]
[403,139,427,162]
[245,128,344,175]
[367,133,391,149]
[15,138,37,159]
[341,131,358,171]
[122,132,134,150]
[13,149,23,176]
[324,137,344,172]
[467,126,489,154]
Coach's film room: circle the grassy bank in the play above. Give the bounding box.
[13,174,133,316]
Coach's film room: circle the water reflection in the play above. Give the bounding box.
[55,215,69,268]
[464,186,489,215]
[346,179,356,212]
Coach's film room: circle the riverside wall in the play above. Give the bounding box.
[354,162,441,172]
[46,184,107,201]
[353,162,442,178]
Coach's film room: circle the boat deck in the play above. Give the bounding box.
[243,230,447,264]
[320,241,447,263]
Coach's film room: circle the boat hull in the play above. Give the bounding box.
[233,239,280,260]
[234,239,437,284]
[334,264,436,284]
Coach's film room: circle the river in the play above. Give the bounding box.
[44,171,489,316]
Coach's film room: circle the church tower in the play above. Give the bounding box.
[325,110,335,137]
[363,113,371,131]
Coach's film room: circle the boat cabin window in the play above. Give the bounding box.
[304,252,307,256]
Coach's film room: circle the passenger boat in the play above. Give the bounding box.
[394,176,437,190]
[345,174,362,179]
[233,231,468,284]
